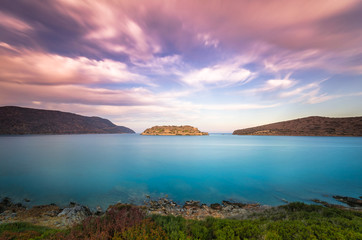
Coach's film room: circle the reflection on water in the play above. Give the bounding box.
[0,134,361,209]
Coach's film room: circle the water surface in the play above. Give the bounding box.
[0,134,361,209]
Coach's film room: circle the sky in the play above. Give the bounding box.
[0,0,361,133]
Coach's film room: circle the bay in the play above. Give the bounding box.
[0,134,361,209]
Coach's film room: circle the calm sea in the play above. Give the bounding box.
[0,134,361,209]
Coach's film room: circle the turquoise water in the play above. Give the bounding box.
[0,134,361,209]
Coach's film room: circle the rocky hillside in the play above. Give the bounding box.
[141,125,208,135]
[0,106,135,135]
[233,116,362,136]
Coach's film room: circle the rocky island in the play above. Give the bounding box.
[141,125,208,136]
[0,106,135,135]
[233,116,362,136]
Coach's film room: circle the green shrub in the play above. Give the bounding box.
[0,222,64,240]
[1,203,361,239]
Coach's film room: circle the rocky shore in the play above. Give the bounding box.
[1,195,361,229]
[0,198,93,229]
[147,198,269,220]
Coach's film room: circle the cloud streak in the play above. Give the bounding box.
[0,43,147,85]
[181,63,253,88]
[0,0,361,131]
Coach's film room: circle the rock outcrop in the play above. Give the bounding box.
[146,197,265,220]
[233,116,362,136]
[333,196,362,207]
[58,205,92,226]
[141,125,208,136]
[0,106,135,135]
[0,199,93,229]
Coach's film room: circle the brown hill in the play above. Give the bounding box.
[233,116,362,136]
[141,125,208,136]
[0,106,135,135]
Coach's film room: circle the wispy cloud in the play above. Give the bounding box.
[131,55,186,76]
[181,63,254,88]
[0,0,361,131]
[0,11,32,31]
[195,103,279,111]
[279,80,325,99]
[0,81,156,106]
[245,73,296,94]
[0,43,148,85]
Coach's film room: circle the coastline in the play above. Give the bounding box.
[1,195,361,229]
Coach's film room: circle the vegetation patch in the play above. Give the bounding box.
[0,202,361,239]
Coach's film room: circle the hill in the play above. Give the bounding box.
[141,125,208,135]
[0,106,135,135]
[233,116,362,136]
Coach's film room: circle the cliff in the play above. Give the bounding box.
[0,106,135,135]
[141,125,208,136]
[233,116,362,136]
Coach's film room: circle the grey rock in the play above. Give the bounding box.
[183,200,200,209]
[210,203,222,210]
[58,205,92,225]
[222,200,246,209]
[95,206,103,215]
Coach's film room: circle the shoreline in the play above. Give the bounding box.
[1,195,361,229]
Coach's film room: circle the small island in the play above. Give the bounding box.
[141,125,208,136]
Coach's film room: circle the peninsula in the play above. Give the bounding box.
[233,116,362,136]
[141,125,208,135]
[0,106,135,135]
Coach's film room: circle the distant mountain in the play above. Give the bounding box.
[141,125,208,136]
[0,106,135,135]
[233,116,362,136]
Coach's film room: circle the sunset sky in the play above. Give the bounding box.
[0,0,361,132]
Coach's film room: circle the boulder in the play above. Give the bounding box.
[95,206,103,215]
[58,205,92,225]
[222,200,246,208]
[183,200,200,209]
[210,203,222,210]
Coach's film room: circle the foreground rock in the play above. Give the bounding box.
[311,199,349,210]
[1,195,361,229]
[0,199,92,229]
[147,198,267,220]
[141,125,208,136]
[58,205,92,226]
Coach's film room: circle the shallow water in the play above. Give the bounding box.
[0,134,361,209]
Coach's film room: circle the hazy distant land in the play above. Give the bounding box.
[2,106,362,136]
[141,125,208,135]
[0,106,135,135]
[233,116,362,136]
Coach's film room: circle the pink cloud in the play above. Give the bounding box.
[0,11,32,32]
[49,0,361,73]
[0,43,147,85]
[181,63,253,88]
[3,0,356,75]
[244,74,296,94]
[53,0,162,61]
[0,0,360,126]
[0,81,155,106]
